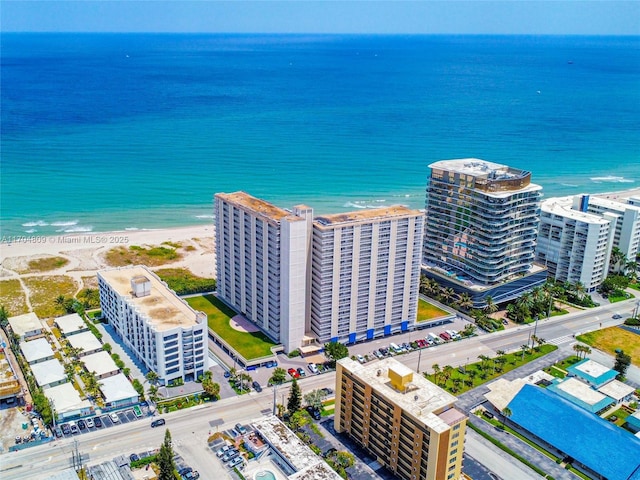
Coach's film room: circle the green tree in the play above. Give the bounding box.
[304,389,327,410]
[0,304,9,328]
[201,371,220,398]
[614,350,632,380]
[102,342,112,354]
[269,367,287,385]
[501,407,512,429]
[287,378,302,415]
[157,429,176,480]
[146,371,159,385]
[484,296,498,315]
[431,364,441,386]
[323,341,349,365]
[457,293,474,311]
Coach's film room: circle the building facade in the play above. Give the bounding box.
[214,192,312,353]
[423,159,545,307]
[335,358,467,480]
[536,197,614,291]
[311,207,424,344]
[98,266,207,385]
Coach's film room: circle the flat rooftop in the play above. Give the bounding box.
[567,358,617,385]
[484,378,528,412]
[31,359,66,387]
[552,377,609,406]
[339,357,460,433]
[67,331,103,354]
[508,384,640,480]
[8,312,42,336]
[99,373,139,403]
[54,313,88,336]
[541,197,611,224]
[314,205,422,227]
[20,337,54,364]
[82,351,119,377]
[598,379,636,401]
[216,191,291,222]
[99,266,201,331]
[45,382,92,414]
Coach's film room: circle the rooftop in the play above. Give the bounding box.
[314,205,422,227]
[20,337,55,364]
[54,313,88,336]
[67,331,103,354]
[8,312,42,337]
[598,379,636,401]
[547,378,613,413]
[99,266,203,332]
[45,382,92,414]
[216,191,292,223]
[82,351,119,377]
[30,359,66,387]
[567,358,617,385]
[99,373,139,403]
[541,197,611,224]
[289,461,344,480]
[339,357,461,433]
[484,378,528,412]
[507,384,640,480]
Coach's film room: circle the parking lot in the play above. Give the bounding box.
[55,404,149,439]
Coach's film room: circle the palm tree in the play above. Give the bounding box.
[146,371,159,385]
[458,293,474,311]
[441,287,456,304]
[531,335,539,351]
[432,364,441,385]
[442,365,454,387]
[583,346,592,358]
[501,407,512,429]
[610,247,627,274]
[484,296,498,316]
[520,344,529,361]
[536,338,546,351]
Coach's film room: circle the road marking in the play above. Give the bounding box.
[547,335,574,345]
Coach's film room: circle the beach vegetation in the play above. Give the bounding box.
[154,268,216,295]
[76,288,100,309]
[0,280,29,315]
[23,275,77,318]
[17,255,69,274]
[577,327,640,367]
[104,244,182,267]
[185,294,276,359]
[416,298,449,322]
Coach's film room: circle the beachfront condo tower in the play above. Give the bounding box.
[335,357,467,480]
[98,266,208,385]
[311,207,424,344]
[214,192,313,353]
[423,158,546,308]
[215,191,425,352]
[536,197,614,291]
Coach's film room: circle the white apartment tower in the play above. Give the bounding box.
[424,159,542,285]
[311,207,424,344]
[537,197,614,291]
[98,266,208,385]
[214,192,312,353]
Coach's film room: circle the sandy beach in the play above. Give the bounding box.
[1,186,638,314]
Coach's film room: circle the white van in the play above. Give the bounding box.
[389,343,402,353]
[428,333,440,344]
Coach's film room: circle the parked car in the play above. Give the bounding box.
[130,453,140,463]
[86,418,94,429]
[235,423,247,435]
[321,387,334,396]
[228,456,244,469]
[69,423,80,434]
[297,367,306,377]
[373,350,384,359]
[93,417,103,428]
[61,424,70,435]
[109,412,120,423]
[54,426,63,438]
[439,332,451,342]
[151,418,166,428]
[77,419,86,430]
[265,361,277,368]
[223,449,240,462]
[356,354,366,364]
[216,444,230,457]
[306,405,321,420]
[287,368,300,378]
[502,319,509,325]
[252,381,262,393]
[14,436,22,444]
[308,363,319,374]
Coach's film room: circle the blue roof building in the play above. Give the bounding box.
[566,358,618,388]
[507,384,640,480]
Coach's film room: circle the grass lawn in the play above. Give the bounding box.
[608,292,635,303]
[22,275,77,318]
[543,365,567,379]
[186,294,277,360]
[628,283,640,292]
[416,298,449,322]
[155,268,216,295]
[577,327,640,367]
[426,344,558,395]
[16,255,70,274]
[606,407,632,427]
[104,244,183,267]
[0,279,29,316]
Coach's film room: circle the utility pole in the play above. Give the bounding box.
[272,383,277,415]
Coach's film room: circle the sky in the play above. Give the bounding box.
[1,1,639,35]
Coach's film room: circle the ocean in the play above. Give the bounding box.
[1,34,639,237]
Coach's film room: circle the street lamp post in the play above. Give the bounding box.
[417,348,422,374]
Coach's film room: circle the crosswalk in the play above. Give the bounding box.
[546,335,575,346]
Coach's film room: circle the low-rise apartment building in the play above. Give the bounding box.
[98,266,208,385]
[335,357,467,480]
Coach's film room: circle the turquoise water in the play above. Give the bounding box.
[2,34,639,237]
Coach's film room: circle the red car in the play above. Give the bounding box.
[288,368,300,378]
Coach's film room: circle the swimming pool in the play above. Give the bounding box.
[254,471,277,480]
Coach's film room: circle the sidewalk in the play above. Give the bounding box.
[95,323,146,382]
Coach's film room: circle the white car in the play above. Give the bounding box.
[356,354,366,364]
[308,363,319,374]
[216,444,230,457]
[110,412,120,423]
[86,418,94,429]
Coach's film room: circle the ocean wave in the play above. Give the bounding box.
[560,183,578,187]
[343,202,367,209]
[24,229,36,233]
[194,214,215,219]
[590,176,634,183]
[51,220,79,227]
[125,227,139,231]
[62,226,94,233]
[22,220,49,227]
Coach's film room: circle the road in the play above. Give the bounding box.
[1,297,636,479]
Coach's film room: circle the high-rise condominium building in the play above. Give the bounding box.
[214,192,313,353]
[311,207,424,344]
[335,357,467,480]
[215,192,424,352]
[423,159,546,307]
[98,266,208,385]
[537,197,614,291]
